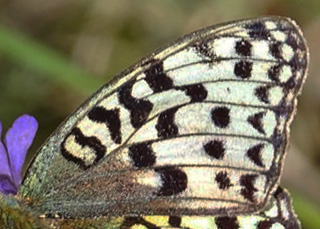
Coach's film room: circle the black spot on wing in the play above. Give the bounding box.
[178,83,208,102]
[235,39,252,56]
[88,107,122,144]
[144,60,173,92]
[168,216,181,227]
[215,171,233,190]
[247,21,270,39]
[61,127,106,170]
[271,130,284,149]
[247,144,265,167]
[240,174,258,202]
[155,166,187,196]
[255,85,270,104]
[286,31,308,71]
[211,106,230,128]
[43,212,62,219]
[247,112,266,134]
[128,142,156,168]
[272,100,293,118]
[271,187,301,229]
[274,186,284,197]
[122,217,161,229]
[283,77,297,90]
[234,61,253,79]
[193,41,215,59]
[203,140,225,160]
[118,81,153,128]
[270,41,282,59]
[285,31,299,50]
[257,221,274,229]
[215,216,239,229]
[268,64,282,82]
[156,107,179,138]
[289,54,303,72]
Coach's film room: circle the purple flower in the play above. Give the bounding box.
[0,115,38,195]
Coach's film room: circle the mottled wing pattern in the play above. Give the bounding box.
[118,187,300,229]
[52,187,299,228]
[19,16,307,225]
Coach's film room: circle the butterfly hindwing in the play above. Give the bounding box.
[119,187,299,229]
[19,16,307,225]
[54,187,299,228]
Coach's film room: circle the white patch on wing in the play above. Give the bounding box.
[177,198,241,211]
[281,44,294,61]
[271,31,287,42]
[252,40,274,60]
[78,117,111,147]
[250,62,272,82]
[174,103,276,138]
[270,223,286,229]
[280,198,290,220]
[99,92,119,107]
[211,37,238,57]
[233,31,249,37]
[147,89,190,117]
[279,65,292,82]
[265,21,277,30]
[137,170,162,188]
[205,81,283,106]
[131,80,154,99]
[238,216,264,229]
[261,110,278,137]
[163,47,206,70]
[265,200,279,217]
[268,86,284,105]
[151,136,274,171]
[179,167,267,203]
[99,93,135,143]
[64,135,97,166]
[168,61,236,86]
[128,118,159,144]
[181,216,216,229]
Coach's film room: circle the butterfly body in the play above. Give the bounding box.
[1,16,308,228]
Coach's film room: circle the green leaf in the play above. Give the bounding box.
[0,24,103,94]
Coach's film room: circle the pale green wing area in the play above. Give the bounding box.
[19,16,308,220]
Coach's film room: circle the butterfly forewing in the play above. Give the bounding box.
[19,16,308,221]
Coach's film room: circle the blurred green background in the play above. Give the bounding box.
[0,0,319,228]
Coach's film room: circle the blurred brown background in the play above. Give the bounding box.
[0,0,319,228]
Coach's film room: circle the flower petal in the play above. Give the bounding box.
[0,121,14,194]
[4,115,38,189]
[0,175,18,195]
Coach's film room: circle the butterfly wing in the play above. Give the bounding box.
[50,187,300,228]
[117,187,300,229]
[19,16,308,220]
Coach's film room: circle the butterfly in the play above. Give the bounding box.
[0,16,308,228]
